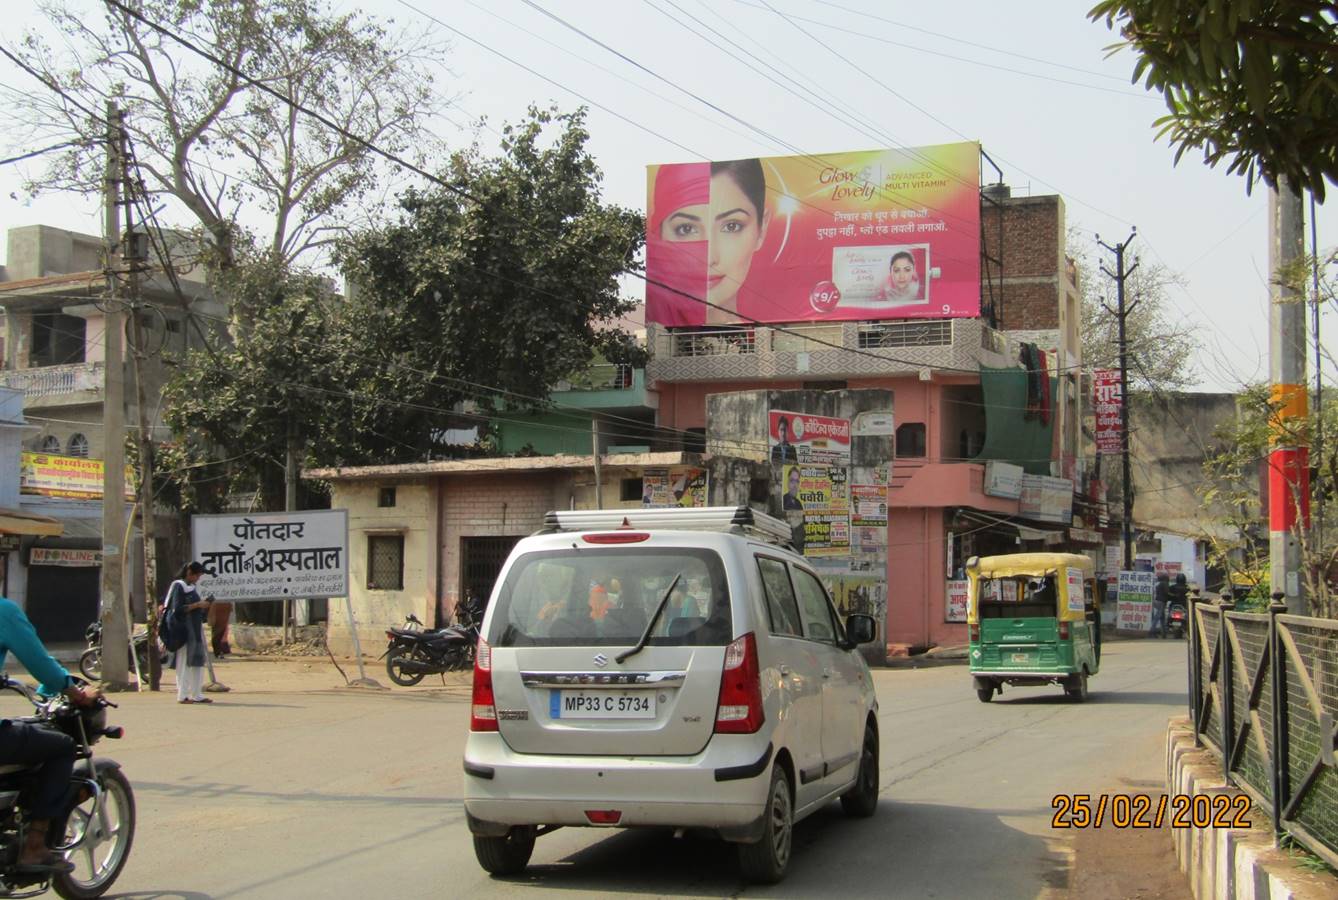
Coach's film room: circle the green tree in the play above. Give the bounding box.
[4,0,448,267]
[1089,1,1338,197]
[161,107,645,506]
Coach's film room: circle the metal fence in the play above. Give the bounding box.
[1189,600,1338,868]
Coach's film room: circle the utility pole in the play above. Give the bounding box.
[1268,179,1309,615]
[591,417,602,509]
[122,147,161,690]
[100,102,130,689]
[1098,229,1139,570]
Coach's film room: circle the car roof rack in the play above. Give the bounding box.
[543,506,794,548]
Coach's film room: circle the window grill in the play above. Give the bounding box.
[858,320,952,349]
[367,534,404,591]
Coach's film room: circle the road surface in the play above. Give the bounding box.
[5,639,1192,898]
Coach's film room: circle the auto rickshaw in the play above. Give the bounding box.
[965,553,1101,703]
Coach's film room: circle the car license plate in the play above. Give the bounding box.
[551,690,656,719]
[1010,652,1031,664]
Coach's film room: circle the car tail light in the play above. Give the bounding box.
[470,638,497,732]
[585,809,622,825]
[715,632,764,734]
[581,532,650,544]
[969,623,980,642]
[1058,621,1070,640]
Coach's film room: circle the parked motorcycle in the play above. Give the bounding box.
[0,675,133,899]
[1167,600,1188,640]
[382,599,484,687]
[78,623,167,684]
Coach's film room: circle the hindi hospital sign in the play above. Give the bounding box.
[191,510,348,602]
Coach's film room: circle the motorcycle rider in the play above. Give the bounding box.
[0,597,99,872]
[1167,573,1190,635]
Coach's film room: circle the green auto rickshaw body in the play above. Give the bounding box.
[966,552,1101,702]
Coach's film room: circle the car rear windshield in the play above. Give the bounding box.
[977,574,1059,619]
[489,547,731,647]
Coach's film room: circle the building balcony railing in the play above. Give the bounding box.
[0,362,104,401]
[647,318,1016,384]
[557,363,635,392]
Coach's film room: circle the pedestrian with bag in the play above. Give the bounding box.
[163,562,213,705]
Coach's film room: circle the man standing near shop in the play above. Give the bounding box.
[1151,573,1170,638]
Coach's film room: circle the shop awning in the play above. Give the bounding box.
[0,507,64,537]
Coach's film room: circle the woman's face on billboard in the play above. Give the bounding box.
[891,255,917,292]
[659,171,767,310]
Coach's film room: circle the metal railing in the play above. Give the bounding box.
[1189,598,1338,868]
[857,319,952,349]
[0,362,104,400]
[558,363,634,391]
[671,328,757,357]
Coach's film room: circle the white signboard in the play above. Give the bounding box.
[1116,569,1155,631]
[946,579,969,622]
[1019,474,1074,524]
[983,460,1024,500]
[192,510,349,602]
[1065,567,1086,613]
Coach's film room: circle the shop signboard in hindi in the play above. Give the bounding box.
[20,452,135,500]
[769,410,851,465]
[1093,369,1123,455]
[1019,474,1074,524]
[192,510,348,602]
[1116,569,1155,631]
[946,579,969,622]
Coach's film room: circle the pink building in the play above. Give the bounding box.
[647,192,1091,652]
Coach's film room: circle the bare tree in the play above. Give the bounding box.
[3,0,450,268]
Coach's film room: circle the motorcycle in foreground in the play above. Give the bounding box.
[0,675,133,898]
[382,600,484,687]
[78,623,166,684]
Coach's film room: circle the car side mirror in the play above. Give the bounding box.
[845,614,876,646]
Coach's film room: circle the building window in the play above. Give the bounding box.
[896,423,926,458]
[40,435,61,454]
[367,535,404,591]
[802,380,847,391]
[66,433,89,458]
[378,487,397,508]
[619,477,644,502]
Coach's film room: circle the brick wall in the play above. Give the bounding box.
[980,195,1066,331]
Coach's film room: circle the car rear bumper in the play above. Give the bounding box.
[462,732,773,833]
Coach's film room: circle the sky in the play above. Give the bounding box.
[1,0,1335,393]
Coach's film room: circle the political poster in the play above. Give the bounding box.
[192,510,349,602]
[851,484,888,527]
[641,468,708,508]
[782,464,849,558]
[1117,569,1155,631]
[769,410,851,465]
[646,142,982,326]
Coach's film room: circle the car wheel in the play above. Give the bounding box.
[738,766,793,884]
[840,725,879,818]
[472,826,536,876]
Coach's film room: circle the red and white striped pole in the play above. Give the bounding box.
[1268,178,1310,614]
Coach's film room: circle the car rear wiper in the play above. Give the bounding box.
[615,573,682,664]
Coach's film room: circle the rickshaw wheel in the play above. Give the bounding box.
[976,685,994,703]
[1065,671,1089,703]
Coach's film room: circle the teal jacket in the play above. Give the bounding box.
[0,598,70,696]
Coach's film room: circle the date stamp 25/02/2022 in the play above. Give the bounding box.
[1051,794,1252,829]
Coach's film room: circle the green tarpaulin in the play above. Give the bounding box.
[976,366,1056,476]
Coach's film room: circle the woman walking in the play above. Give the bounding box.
[164,562,212,704]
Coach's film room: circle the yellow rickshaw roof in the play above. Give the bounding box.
[971,553,1094,578]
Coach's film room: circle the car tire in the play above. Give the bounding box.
[738,766,793,884]
[473,826,536,876]
[840,725,879,818]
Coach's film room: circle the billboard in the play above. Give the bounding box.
[768,410,851,465]
[646,142,981,327]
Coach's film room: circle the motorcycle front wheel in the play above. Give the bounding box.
[78,648,102,683]
[54,767,135,899]
[386,647,427,686]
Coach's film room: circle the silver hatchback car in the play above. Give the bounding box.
[463,506,880,884]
